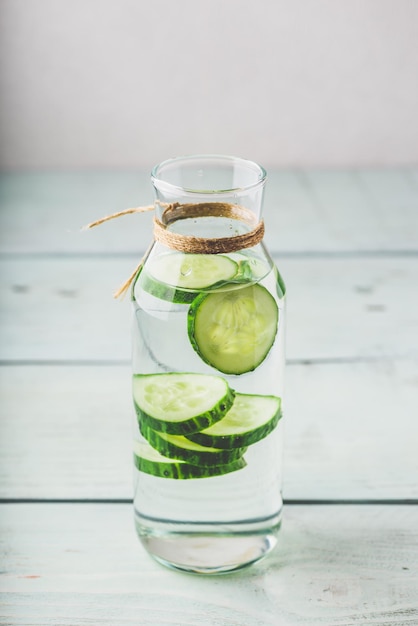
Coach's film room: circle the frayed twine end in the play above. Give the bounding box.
[112,260,144,300]
[82,205,156,299]
[82,205,155,231]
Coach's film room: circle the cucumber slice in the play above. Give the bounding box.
[187,284,279,375]
[275,266,286,299]
[133,440,246,479]
[139,420,247,466]
[133,373,235,435]
[141,273,197,304]
[187,393,282,449]
[143,252,239,303]
[232,257,270,283]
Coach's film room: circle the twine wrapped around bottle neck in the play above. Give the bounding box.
[83,201,265,298]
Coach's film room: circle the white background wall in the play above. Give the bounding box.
[0,0,417,170]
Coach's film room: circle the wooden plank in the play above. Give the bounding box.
[281,255,418,362]
[1,360,417,500]
[297,169,418,253]
[266,170,374,253]
[1,170,417,255]
[263,170,328,254]
[284,359,418,500]
[0,257,133,362]
[0,366,132,500]
[1,255,417,362]
[356,169,418,245]
[0,172,154,255]
[0,503,417,625]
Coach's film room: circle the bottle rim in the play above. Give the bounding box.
[151,154,267,195]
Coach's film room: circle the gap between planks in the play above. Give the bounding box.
[0,354,415,367]
[0,249,418,259]
[1,498,418,505]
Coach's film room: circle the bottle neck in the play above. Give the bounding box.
[152,202,265,255]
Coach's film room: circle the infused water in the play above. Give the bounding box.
[132,245,285,573]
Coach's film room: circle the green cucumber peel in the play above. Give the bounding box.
[132,372,235,435]
[133,440,246,479]
[186,392,282,449]
[139,420,247,466]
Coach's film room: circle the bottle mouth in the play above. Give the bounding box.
[151,154,267,196]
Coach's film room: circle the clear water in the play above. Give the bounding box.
[132,246,285,573]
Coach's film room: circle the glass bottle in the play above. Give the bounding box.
[131,155,286,574]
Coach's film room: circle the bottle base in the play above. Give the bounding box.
[135,515,281,575]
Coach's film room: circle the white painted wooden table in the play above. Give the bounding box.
[1,169,418,625]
